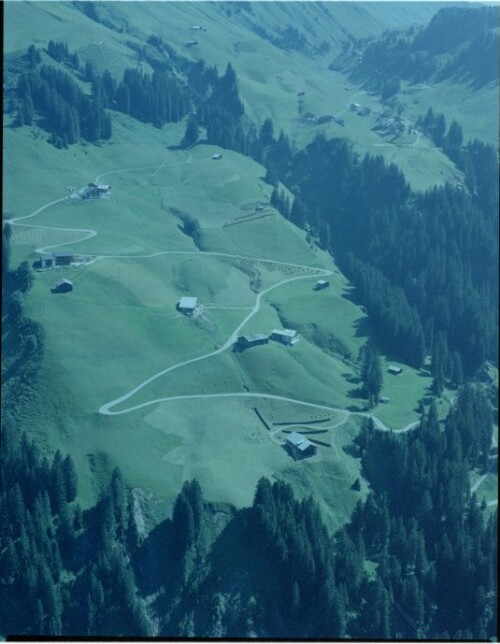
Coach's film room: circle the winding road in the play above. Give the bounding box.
[6,150,496,508]
[7,154,418,433]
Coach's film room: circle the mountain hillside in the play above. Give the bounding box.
[1,2,498,640]
[331,4,499,144]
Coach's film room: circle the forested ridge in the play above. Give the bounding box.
[333,5,499,91]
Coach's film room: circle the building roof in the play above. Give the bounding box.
[316,279,329,285]
[54,252,75,258]
[55,278,73,287]
[286,432,315,452]
[272,328,297,338]
[241,333,269,343]
[88,182,110,190]
[179,296,198,309]
[39,252,54,259]
[388,365,402,373]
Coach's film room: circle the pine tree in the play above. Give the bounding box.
[270,186,279,208]
[62,455,77,503]
[57,502,75,561]
[431,331,448,396]
[2,224,12,280]
[290,198,306,229]
[172,489,195,555]
[260,117,274,149]
[360,342,383,405]
[181,113,199,148]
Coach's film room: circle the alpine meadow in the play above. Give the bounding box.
[1,1,498,640]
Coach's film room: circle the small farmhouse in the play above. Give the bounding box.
[53,278,73,293]
[271,329,299,346]
[315,279,329,290]
[388,366,403,375]
[54,252,75,266]
[40,252,75,268]
[185,40,198,47]
[237,333,269,349]
[212,153,223,160]
[350,102,361,111]
[80,183,111,200]
[286,432,317,458]
[177,296,198,316]
[39,252,55,269]
[380,396,390,404]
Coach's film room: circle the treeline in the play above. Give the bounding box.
[187,61,250,154]
[2,352,496,638]
[417,109,499,213]
[358,341,383,405]
[47,40,80,69]
[0,438,150,636]
[182,60,296,166]
[249,23,307,52]
[414,6,499,84]
[347,5,498,89]
[246,479,345,637]
[16,44,111,147]
[179,59,498,379]
[0,240,150,635]
[14,39,192,146]
[2,224,45,368]
[261,133,498,380]
[351,389,496,638]
[112,67,190,127]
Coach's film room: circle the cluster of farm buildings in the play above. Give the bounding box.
[72,182,111,200]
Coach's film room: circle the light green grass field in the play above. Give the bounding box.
[7,107,436,513]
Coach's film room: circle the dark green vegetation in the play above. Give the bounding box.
[1,312,496,637]
[14,44,111,148]
[359,342,383,406]
[263,132,498,384]
[336,5,498,89]
[2,2,498,639]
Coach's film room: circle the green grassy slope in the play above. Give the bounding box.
[4,1,491,523]
[5,101,434,517]
[398,77,499,148]
[4,1,463,192]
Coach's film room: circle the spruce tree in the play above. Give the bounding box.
[181,113,199,148]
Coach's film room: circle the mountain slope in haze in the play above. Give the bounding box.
[344,5,499,86]
[330,4,499,144]
[4,0,467,192]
